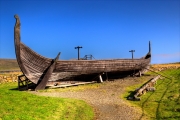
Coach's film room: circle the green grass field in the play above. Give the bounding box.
[123,69,180,120]
[0,83,94,120]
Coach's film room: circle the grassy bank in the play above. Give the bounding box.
[0,83,94,120]
[123,68,180,119]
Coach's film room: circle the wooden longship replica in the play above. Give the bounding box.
[14,15,151,90]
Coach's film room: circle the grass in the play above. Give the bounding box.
[0,83,94,120]
[122,68,180,120]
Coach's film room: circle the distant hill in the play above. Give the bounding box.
[0,59,20,71]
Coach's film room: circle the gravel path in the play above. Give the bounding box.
[32,77,151,120]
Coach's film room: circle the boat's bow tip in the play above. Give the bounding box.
[14,14,19,19]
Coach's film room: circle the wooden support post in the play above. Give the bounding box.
[139,71,142,77]
[18,76,20,90]
[99,75,103,83]
[106,72,108,81]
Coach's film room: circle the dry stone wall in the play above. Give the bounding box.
[151,64,180,72]
[0,72,22,83]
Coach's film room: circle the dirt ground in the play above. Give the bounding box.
[32,76,153,120]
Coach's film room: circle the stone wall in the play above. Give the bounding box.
[0,72,22,83]
[151,65,180,72]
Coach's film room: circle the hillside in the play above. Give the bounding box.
[0,59,20,71]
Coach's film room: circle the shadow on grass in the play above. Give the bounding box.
[9,83,36,91]
[9,87,19,90]
[138,77,165,120]
[161,116,180,119]
[163,77,180,119]
[138,90,156,120]
[125,69,180,119]
[155,70,180,119]
[155,78,172,119]
[125,90,137,101]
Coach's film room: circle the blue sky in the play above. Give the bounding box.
[0,0,179,64]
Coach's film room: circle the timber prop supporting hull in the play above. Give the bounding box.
[14,15,151,90]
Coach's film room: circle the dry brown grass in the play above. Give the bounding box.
[0,59,19,71]
[152,63,180,68]
[151,63,180,72]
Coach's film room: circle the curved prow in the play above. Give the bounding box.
[14,14,29,75]
[14,15,53,85]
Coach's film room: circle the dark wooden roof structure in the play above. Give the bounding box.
[14,15,151,90]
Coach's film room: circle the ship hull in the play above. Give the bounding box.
[14,15,151,89]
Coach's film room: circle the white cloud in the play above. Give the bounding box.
[153,52,180,58]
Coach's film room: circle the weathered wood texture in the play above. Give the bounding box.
[14,14,151,88]
[134,75,160,99]
[46,81,96,88]
[35,53,60,90]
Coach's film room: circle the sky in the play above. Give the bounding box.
[0,0,179,64]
